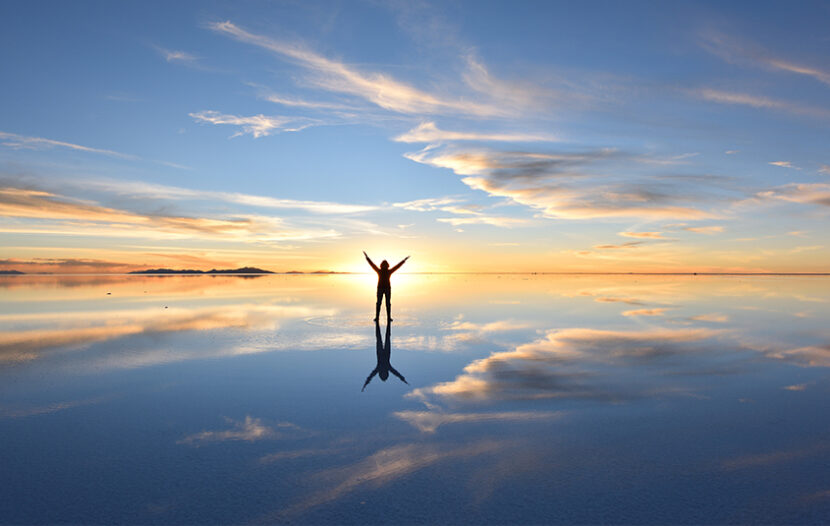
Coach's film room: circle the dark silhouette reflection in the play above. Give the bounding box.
[362,321,408,391]
[363,251,408,322]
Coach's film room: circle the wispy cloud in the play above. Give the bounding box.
[0,302,334,366]
[819,165,830,175]
[683,225,724,234]
[0,131,189,169]
[700,31,830,87]
[769,161,799,169]
[190,110,316,138]
[756,183,830,208]
[696,89,830,119]
[437,215,527,227]
[0,131,136,159]
[0,185,340,243]
[178,416,299,445]
[272,441,506,518]
[594,241,643,250]
[392,196,463,211]
[72,177,376,214]
[209,21,506,117]
[394,121,558,143]
[622,308,668,317]
[689,313,729,323]
[394,410,562,433]
[156,47,199,64]
[264,93,355,111]
[619,231,665,239]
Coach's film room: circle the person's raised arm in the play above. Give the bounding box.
[390,256,410,273]
[389,366,408,385]
[363,251,379,272]
[362,368,378,391]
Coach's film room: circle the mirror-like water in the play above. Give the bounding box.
[2,274,829,524]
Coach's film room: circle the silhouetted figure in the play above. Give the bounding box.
[362,320,407,391]
[363,251,409,322]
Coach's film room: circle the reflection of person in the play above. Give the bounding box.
[363,251,409,322]
[362,320,407,391]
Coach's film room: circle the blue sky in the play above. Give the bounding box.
[1,0,829,272]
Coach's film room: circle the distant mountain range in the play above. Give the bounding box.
[129,267,274,275]
[0,270,25,275]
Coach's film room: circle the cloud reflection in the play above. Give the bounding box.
[272,440,507,518]
[178,416,302,445]
[394,409,563,433]
[408,327,723,403]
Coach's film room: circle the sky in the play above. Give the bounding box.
[1,0,829,273]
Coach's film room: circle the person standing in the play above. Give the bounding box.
[363,251,408,322]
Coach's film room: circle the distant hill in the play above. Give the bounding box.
[129,267,274,275]
[0,270,25,275]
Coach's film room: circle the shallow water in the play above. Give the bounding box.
[1,274,829,524]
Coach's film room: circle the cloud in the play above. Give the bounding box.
[769,345,830,367]
[441,319,533,343]
[784,383,807,391]
[190,110,315,138]
[272,441,506,518]
[71,177,376,214]
[0,185,343,243]
[621,308,668,317]
[700,31,830,87]
[769,161,799,169]
[593,241,643,250]
[392,196,463,211]
[265,93,354,111]
[755,183,830,208]
[595,297,645,306]
[0,302,332,366]
[683,225,724,234]
[178,416,298,445]
[695,89,830,119]
[725,150,739,155]
[404,146,716,220]
[619,231,665,239]
[635,152,699,166]
[394,410,563,433]
[689,313,730,323]
[819,165,830,175]
[394,121,558,143]
[0,131,136,159]
[0,396,110,419]
[209,21,505,117]
[157,47,198,64]
[0,131,188,169]
[437,215,527,227]
[461,55,574,113]
[407,327,722,402]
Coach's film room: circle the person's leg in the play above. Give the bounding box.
[385,288,392,321]
[374,288,382,321]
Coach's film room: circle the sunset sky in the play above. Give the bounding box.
[2,0,829,273]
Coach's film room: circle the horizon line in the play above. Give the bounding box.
[2,271,830,276]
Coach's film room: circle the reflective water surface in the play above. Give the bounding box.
[2,274,830,524]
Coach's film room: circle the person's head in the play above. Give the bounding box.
[381,260,389,270]
[380,370,389,381]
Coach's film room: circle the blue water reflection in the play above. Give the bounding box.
[1,274,829,524]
